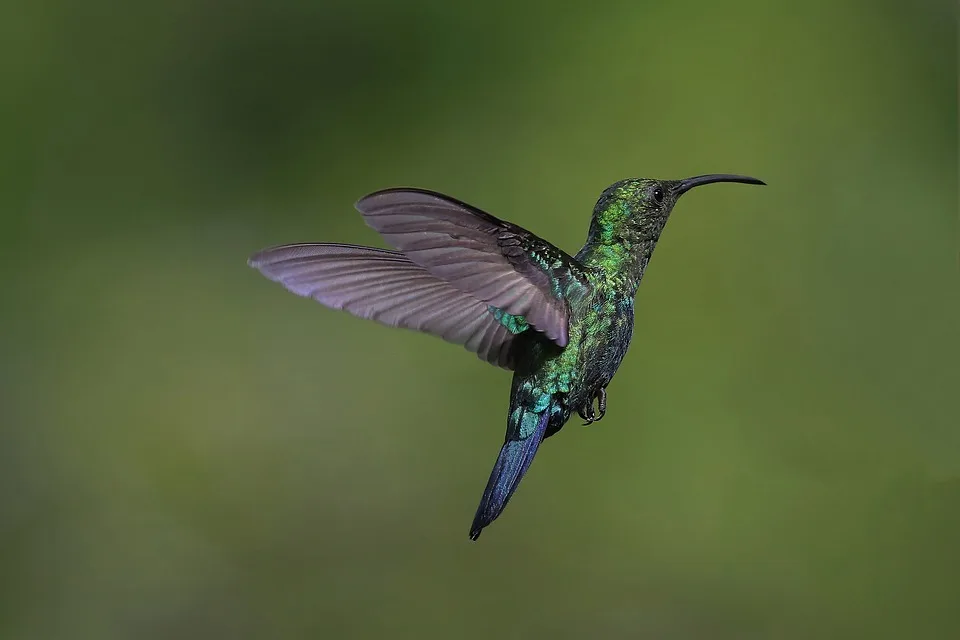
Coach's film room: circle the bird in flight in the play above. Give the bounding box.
[248,174,765,540]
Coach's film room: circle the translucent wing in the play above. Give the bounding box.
[248,244,520,368]
[355,188,591,347]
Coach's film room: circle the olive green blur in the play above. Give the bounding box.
[2,0,957,638]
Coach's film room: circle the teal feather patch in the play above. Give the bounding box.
[488,306,529,334]
[518,410,542,439]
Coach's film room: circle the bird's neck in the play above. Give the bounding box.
[575,235,659,297]
[574,202,668,296]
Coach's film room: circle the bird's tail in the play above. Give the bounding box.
[469,407,551,541]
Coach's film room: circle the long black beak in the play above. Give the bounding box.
[672,174,766,197]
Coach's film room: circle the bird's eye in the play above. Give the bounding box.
[653,187,664,203]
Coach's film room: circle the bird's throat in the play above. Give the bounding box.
[575,236,659,296]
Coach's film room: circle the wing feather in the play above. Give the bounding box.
[248,243,519,368]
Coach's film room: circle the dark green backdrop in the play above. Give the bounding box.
[3,0,958,637]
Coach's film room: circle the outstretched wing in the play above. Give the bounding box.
[355,188,591,347]
[248,244,520,369]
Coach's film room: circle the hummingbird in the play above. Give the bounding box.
[248,174,765,540]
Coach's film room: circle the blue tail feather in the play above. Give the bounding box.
[469,409,550,541]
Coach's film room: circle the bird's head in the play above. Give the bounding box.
[588,174,765,245]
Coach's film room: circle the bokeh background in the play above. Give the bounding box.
[3,0,958,638]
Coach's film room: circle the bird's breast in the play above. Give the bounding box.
[510,287,635,410]
[561,289,635,401]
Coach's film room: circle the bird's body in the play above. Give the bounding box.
[473,266,637,539]
[249,175,764,540]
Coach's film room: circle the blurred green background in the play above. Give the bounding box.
[3,0,958,638]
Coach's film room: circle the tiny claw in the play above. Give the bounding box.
[579,401,595,426]
[581,387,607,426]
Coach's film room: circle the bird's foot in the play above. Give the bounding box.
[579,387,607,426]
